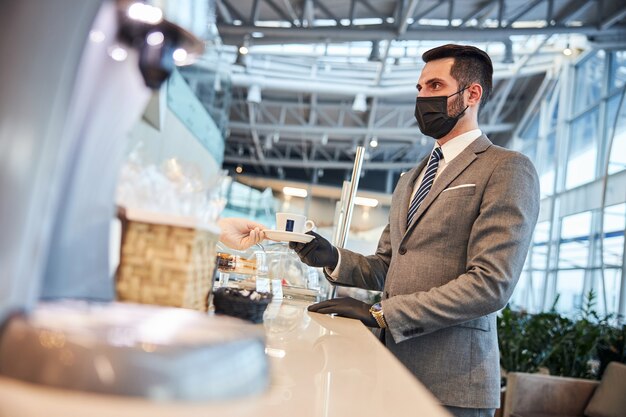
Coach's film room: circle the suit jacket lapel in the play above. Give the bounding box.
[398,156,429,233]
[403,135,492,237]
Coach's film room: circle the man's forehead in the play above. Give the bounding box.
[418,57,455,82]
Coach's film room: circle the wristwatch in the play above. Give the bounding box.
[369,302,387,328]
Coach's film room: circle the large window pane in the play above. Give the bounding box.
[611,50,626,91]
[556,212,592,314]
[596,203,625,315]
[521,143,537,162]
[574,50,605,114]
[566,109,599,189]
[538,131,556,197]
[532,221,550,270]
[547,81,560,131]
[519,109,540,142]
[515,222,551,312]
[607,93,626,175]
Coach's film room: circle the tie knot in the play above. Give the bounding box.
[432,147,443,161]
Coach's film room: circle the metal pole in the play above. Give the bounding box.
[338,146,365,248]
[328,146,365,299]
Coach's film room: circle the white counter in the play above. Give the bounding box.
[0,300,449,417]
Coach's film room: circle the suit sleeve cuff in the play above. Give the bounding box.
[324,250,342,281]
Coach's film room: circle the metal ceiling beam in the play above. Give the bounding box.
[311,0,340,24]
[497,0,504,27]
[302,0,314,26]
[215,0,233,24]
[247,103,270,174]
[397,0,422,34]
[228,63,559,96]
[447,0,454,27]
[218,24,625,44]
[263,0,295,24]
[281,0,300,23]
[460,0,498,26]
[409,0,446,28]
[546,0,554,24]
[349,0,356,25]
[219,0,247,23]
[250,0,261,23]
[228,121,514,136]
[223,156,421,170]
[506,0,544,27]
[359,0,384,16]
[600,4,626,31]
[553,0,593,24]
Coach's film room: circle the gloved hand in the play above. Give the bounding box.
[289,231,339,269]
[307,297,378,328]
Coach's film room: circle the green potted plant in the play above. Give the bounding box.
[498,290,624,381]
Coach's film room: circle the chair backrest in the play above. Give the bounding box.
[503,372,599,417]
[584,361,626,417]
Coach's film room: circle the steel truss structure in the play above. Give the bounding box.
[203,0,626,191]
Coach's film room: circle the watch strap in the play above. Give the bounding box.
[369,303,387,328]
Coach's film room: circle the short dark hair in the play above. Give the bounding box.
[422,44,493,106]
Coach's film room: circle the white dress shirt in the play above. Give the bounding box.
[327,129,483,280]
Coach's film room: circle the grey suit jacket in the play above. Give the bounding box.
[329,135,540,409]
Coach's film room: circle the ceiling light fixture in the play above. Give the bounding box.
[247,85,262,104]
[355,196,379,207]
[172,48,188,63]
[283,187,307,198]
[563,45,573,56]
[127,2,163,24]
[146,31,164,46]
[89,30,105,43]
[108,45,128,62]
[234,44,249,67]
[352,93,367,112]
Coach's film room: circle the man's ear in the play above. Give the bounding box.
[466,83,483,106]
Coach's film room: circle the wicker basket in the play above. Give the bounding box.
[116,210,219,312]
[212,287,272,324]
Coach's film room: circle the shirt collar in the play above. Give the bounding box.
[434,129,482,164]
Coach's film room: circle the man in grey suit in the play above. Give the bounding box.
[291,44,540,417]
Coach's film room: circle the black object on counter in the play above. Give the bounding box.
[213,288,272,324]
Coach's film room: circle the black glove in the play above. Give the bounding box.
[289,231,339,269]
[307,297,378,328]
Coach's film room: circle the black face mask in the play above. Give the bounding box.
[414,87,468,139]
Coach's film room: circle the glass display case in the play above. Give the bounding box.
[214,242,326,301]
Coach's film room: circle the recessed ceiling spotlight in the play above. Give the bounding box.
[127,2,163,24]
[108,45,128,62]
[89,30,105,43]
[173,48,188,63]
[146,31,164,46]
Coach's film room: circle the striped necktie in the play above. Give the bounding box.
[407,147,443,225]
